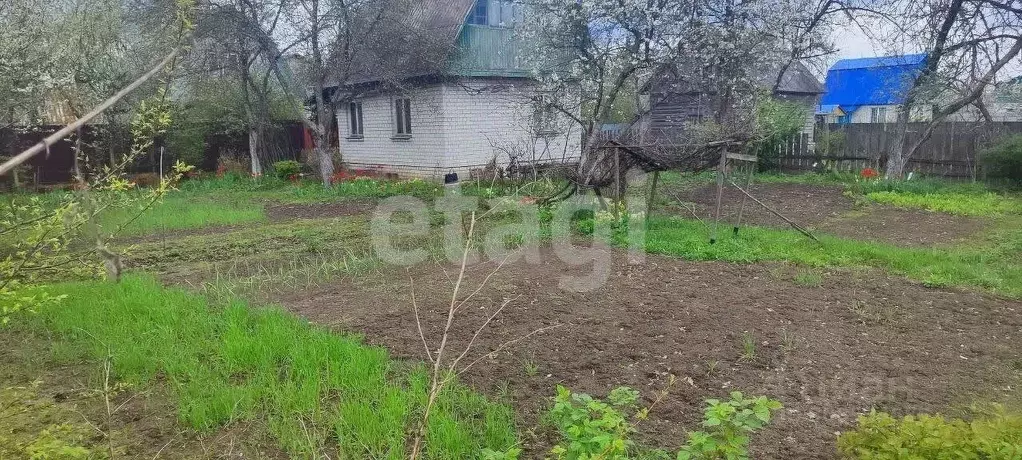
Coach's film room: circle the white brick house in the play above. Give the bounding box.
[330,0,581,179]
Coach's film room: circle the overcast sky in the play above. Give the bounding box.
[824,20,1022,79]
[831,23,886,61]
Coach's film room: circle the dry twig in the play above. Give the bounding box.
[407,212,562,459]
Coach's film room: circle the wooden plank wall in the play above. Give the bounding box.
[778,122,1022,177]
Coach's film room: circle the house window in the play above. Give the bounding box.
[467,0,516,27]
[870,107,887,123]
[495,1,516,26]
[348,102,363,139]
[394,97,412,137]
[468,0,488,25]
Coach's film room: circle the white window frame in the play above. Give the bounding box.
[870,106,888,123]
[347,101,364,139]
[393,97,412,138]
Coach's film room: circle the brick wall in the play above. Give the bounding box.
[440,79,581,175]
[338,85,447,179]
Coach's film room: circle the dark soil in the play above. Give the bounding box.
[818,206,990,247]
[279,249,1022,459]
[676,183,854,229]
[266,200,377,221]
[677,183,988,247]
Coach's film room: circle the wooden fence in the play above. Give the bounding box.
[0,122,307,187]
[777,122,1022,178]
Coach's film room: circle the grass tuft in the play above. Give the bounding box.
[793,268,824,287]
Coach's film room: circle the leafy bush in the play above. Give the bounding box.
[981,135,1022,185]
[677,392,784,460]
[547,386,782,459]
[273,160,302,181]
[837,406,1022,459]
[165,118,208,168]
[549,385,641,459]
[817,129,846,156]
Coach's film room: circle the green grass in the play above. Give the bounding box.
[866,191,1022,216]
[627,171,1022,296]
[100,175,564,237]
[199,251,382,300]
[99,193,267,236]
[2,187,268,239]
[179,174,567,203]
[851,177,997,196]
[20,276,518,458]
[178,175,445,203]
[644,217,1022,298]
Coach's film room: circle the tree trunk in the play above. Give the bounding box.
[313,83,334,186]
[886,105,912,178]
[305,0,335,187]
[314,97,334,187]
[249,127,262,177]
[317,145,333,185]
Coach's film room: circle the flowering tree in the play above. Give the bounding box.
[517,0,681,147]
[881,0,1022,178]
[0,1,51,186]
[516,0,831,196]
[0,1,53,126]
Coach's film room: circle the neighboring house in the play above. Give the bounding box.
[640,61,824,146]
[988,76,1022,122]
[815,104,846,124]
[819,55,1022,124]
[328,0,580,179]
[818,54,927,124]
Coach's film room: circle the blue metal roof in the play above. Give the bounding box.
[820,54,927,107]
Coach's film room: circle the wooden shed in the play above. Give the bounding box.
[640,61,824,147]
